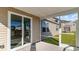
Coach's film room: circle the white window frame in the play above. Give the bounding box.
[7,11,33,51]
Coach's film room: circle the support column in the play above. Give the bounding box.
[59,17,62,47]
[75,12,79,51]
[59,28,62,47]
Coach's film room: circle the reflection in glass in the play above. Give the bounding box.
[24,17,31,44]
[11,14,22,49]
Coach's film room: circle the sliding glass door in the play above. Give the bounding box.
[10,13,31,49]
[11,14,22,49]
[24,17,31,44]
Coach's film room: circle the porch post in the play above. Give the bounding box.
[75,12,79,50]
[59,16,62,47]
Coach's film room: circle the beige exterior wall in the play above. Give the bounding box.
[0,7,40,51]
[70,23,76,32]
[48,22,59,36]
[48,18,59,36]
[32,17,40,43]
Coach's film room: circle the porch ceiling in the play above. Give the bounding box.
[15,7,75,18]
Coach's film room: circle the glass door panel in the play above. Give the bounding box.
[23,17,31,44]
[11,14,22,49]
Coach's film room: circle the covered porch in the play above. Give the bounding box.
[0,7,78,51]
[12,7,79,51]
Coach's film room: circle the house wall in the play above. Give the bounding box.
[48,18,59,36]
[0,7,40,51]
[70,23,76,32]
[61,22,76,32]
[0,8,8,51]
[41,18,59,38]
[48,22,59,36]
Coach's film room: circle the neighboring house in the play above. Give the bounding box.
[41,18,59,38]
[41,18,76,39]
[61,20,76,32]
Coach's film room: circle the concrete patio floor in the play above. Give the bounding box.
[36,42,74,51]
[17,41,75,51]
[61,43,74,51]
[36,42,63,51]
[17,42,63,51]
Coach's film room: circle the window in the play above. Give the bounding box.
[56,28,58,31]
[55,19,58,23]
[42,27,46,32]
[56,25,59,31]
[42,27,49,32]
[47,28,49,32]
[41,20,50,32]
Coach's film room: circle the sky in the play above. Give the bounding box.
[11,21,21,27]
[56,13,78,22]
[60,13,78,21]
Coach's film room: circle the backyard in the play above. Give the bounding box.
[43,32,76,47]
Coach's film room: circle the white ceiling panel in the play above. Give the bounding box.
[15,7,75,17]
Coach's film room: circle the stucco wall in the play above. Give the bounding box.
[0,7,40,51]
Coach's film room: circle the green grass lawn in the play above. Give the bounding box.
[61,33,76,47]
[43,37,59,45]
[43,32,76,47]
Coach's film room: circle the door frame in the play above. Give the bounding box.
[7,11,33,51]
